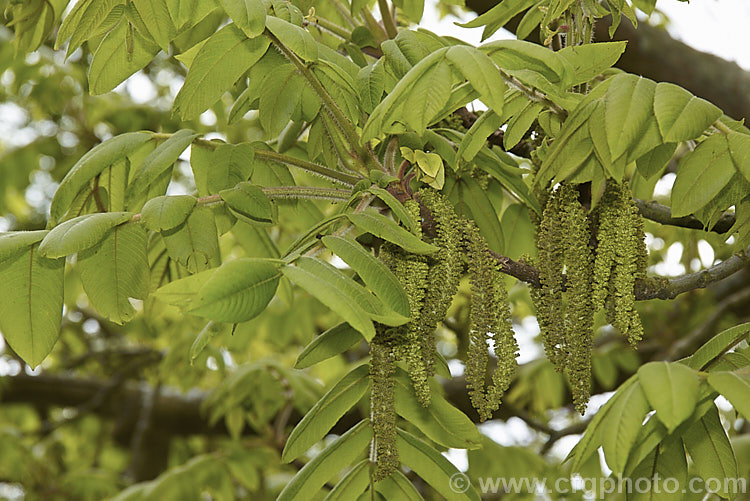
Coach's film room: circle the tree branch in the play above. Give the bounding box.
[635,199,735,234]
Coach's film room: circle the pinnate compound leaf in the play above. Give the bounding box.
[0,243,64,368]
[128,130,198,203]
[50,132,152,225]
[141,195,197,232]
[89,18,161,95]
[397,429,481,501]
[346,211,438,255]
[682,406,738,497]
[671,134,735,217]
[393,370,482,449]
[189,258,280,323]
[282,258,376,341]
[218,0,266,38]
[294,322,363,369]
[601,381,650,475]
[682,322,750,370]
[277,420,371,501]
[654,82,722,143]
[708,371,750,419]
[174,24,270,120]
[265,16,318,62]
[220,183,274,224]
[282,364,370,463]
[637,361,700,432]
[447,45,506,113]
[79,223,149,325]
[322,236,410,317]
[39,212,133,259]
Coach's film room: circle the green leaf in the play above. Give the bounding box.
[140,196,197,232]
[654,82,722,143]
[500,204,536,260]
[637,361,700,432]
[601,381,650,475]
[480,39,570,88]
[50,132,152,225]
[0,231,48,262]
[708,371,750,419]
[294,322,363,369]
[456,0,536,37]
[682,322,750,370]
[397,429,481,501]
[403,59,452,133]
[282,364,370,463]
[683,406,738,497]
[0,243,64,368]
[457,110,503,162]
[79,223,149,325]
[605,74,657,159]
[636,142,677,180]
[277,420,371,501]
[324,460,369,501]
[39,212,134,259]
[393,370,482,449]
[356,59,386,114]
[189,258,281,323]
[265,16,318,62]
[88,18,161,95]
[220,183,274,224]
[375,470,422,500]
[132,0,176,52]
[174,24,270,120]
[57,0,121,56]
[671,134,735,217]
[628,435,687,501]
[282,259,376,341]
[558,41,627,87]
[728,130,750,183]
[346,211,438,255]
[367,186,417,232]
[453,176,504,253]
[127,130,198,204]
[322,236,410,317]
[446,45,506,114]
[189,321,224,364]
[258,66,304,137]
[153,268,218,309]
[162,206,221,273]
[504,101,544,150]
[218,0,266,38]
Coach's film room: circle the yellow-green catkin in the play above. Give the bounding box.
[593,180,647,345]
[409,189,462,406]
[464,221,518,421]
[370,328,399,481]
[558,184,595,414]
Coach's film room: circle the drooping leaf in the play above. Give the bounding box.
[258,66,304,137]
[0,243,64,368]
[0,231,48,262]
[127,130,198,205]
[294,323,363,369]
[282,259,376,341]
[140,196,197,232]
[188,258,280,323]
[174,24,270,120]
[604,74,657,159]
[162,206,221,273]
[457,0,537,41]
[504,101,544,150]
[402,59,452,133]
[88,18,161,95]
[153,268,218,309]
[38,212,132,259]
[282,364,370,463]
[653,82,722,143]
[265,16,318,62]
[346,211,438,255]
[277,420,371,501]
[671,134,735,217]
[558,41,627,87]
[682,322,750,370]
[79,223,149,325]
[457,110,503,163]
[628,435,688,501]
[220,183,274,224]
[728,130,750,182]
[446,45,506,114]
[218,0,266,38]
[637,361,700,432]
[132,0,176,52]
[321,236,410,317]
[356,59,386,114]
[50,132,152,225]
[393,370,482,449]
[324,460,369,501]
[367,186,417,232]
[708,371,750,419]
[374,470,423,501]
[397,429,481,501]
[683,406,738,498]
[601,380,650,475]
[480,39,571,89]
[57,0,121,56]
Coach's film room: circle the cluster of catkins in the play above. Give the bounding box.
[532,180,647,414]
[369,189,519,479]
